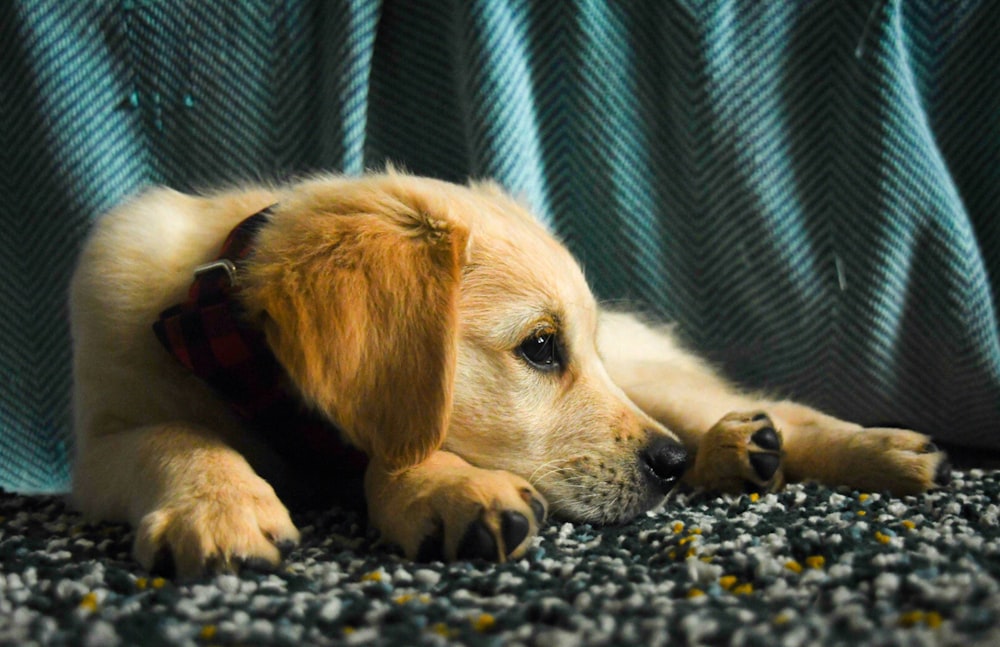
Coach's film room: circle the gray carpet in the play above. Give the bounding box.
[2,471,999,646]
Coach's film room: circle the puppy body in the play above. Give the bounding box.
[70,172,949,577]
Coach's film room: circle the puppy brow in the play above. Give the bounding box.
[524,314,562,342]
[531,316,559,334]
[479,308,552,348]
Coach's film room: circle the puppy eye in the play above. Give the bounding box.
[518,332,562,372]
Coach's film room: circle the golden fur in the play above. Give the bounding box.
[70,172,948,578]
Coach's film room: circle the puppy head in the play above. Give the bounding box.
[446,183,688,524]
[242,172,686,522]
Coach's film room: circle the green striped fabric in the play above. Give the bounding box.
[2,1,998,492]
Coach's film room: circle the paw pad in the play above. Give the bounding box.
[749,452,781,481]
[746,415,783,485]
[751,427,781,451]
[452,510,536,562]
[457,520,498,561]
[501,511,530,553]
[416,527,445,562]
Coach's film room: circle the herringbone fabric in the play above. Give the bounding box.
[2,1,998,492]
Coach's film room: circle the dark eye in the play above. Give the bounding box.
[518,332,562,372]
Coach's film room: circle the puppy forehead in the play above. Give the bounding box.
[460,227,596,345]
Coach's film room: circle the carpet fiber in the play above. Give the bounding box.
[2,472,999,646]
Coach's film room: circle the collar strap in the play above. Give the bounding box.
[154,207,274,384]
[190,208,271,301]
[153,205,368,502]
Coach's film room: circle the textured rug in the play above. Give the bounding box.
[2,472,999,646]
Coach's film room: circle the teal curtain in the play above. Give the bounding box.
[2,1,998,492]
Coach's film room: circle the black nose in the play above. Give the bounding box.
[641,436,689,493]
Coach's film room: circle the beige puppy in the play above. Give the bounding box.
[70,172,950,578]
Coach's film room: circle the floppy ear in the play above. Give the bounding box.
[240,177,469,471]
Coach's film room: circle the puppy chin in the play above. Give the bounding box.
[539,474,675,526]
[554,496,666,526]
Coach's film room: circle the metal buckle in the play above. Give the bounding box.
[193,259,239,287]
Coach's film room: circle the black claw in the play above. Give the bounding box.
[751,427,781,451]
[416,527,445,562]
[276,539,297,559]
[236,556,277,572]
[204,554,234,575]
[530,498,547,526]
[923,442,939,454]
[934,458,952,486]
[456,520,498,561]
[752,413,770,422]
[500,512,530,555]
[749,452,781,481]
[150,546,176,579]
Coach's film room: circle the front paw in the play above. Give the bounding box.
[687,412,785,494]
[133,474,300,579]
[366,453,548,563]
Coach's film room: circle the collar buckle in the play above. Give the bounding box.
[193,259,239,287]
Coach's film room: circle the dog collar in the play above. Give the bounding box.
[153,206,369,503]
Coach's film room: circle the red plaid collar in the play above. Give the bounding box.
[153,206,368,503]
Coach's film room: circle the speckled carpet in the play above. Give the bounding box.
[2,470,999,646]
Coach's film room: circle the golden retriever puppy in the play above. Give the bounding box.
[69,172,950,578]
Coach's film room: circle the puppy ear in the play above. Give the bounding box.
[241,178,469,471]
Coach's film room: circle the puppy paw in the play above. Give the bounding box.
[687,412,785,494]
[133,474,300,579]
[367,453,547,563]
[838,427,950,495]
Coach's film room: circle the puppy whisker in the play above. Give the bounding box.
[527,459,571,485]
[528,459,580,485]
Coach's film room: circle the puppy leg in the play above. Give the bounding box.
[73,424,299,579]
[765,401,950,495]
[365,451,547,562]
[600,311,949,495]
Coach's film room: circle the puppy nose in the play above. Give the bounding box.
[641,436,689,492]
